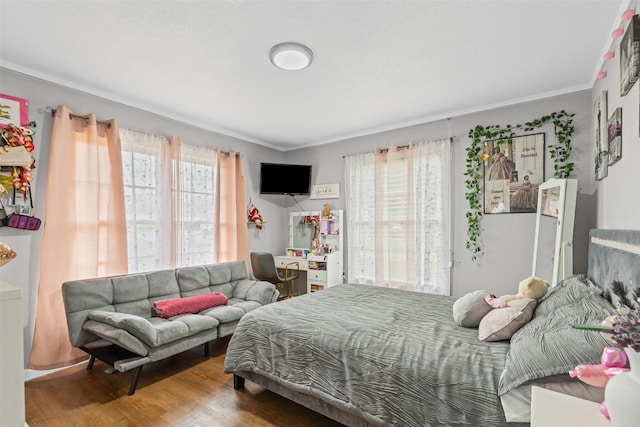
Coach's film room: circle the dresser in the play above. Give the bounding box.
[0,281,26,427]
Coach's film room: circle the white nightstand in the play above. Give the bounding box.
[530,386,612,427]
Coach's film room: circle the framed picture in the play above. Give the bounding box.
[0,94,29,130]
[483,133,545,214]
[607,107,622,166]
[309,183,340,199]
[620,14,640,97]
[594,90,608,181]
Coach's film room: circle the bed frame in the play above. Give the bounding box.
[232,229,640,427]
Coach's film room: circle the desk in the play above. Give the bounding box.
[274,252,342,294]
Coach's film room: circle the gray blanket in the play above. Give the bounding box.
[224,284,514,426]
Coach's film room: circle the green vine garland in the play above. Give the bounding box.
[464,110,575,260]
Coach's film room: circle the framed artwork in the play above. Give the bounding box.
[607,107,622,166]
[620,14,640,97]
[309,183,340,199]
[594,90,608,181]
[483,133,545,214]
[0,94,29,130]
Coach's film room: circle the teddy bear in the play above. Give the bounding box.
[499,276,549,302]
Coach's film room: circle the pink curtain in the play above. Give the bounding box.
[28,105,128,370]
[215,151,249,271]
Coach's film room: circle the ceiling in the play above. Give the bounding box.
[0,1,625,151]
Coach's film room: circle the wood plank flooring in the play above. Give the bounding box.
[25,336,344,427]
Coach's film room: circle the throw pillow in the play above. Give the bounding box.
[478,298,537,342]
[453,290,493,327]
[154,292,228,318]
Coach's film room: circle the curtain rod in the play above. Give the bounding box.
[45,106,112,128]
[342,136,454,159]
[119,126,239,157]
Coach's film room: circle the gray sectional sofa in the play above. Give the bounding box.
[62,260,278,395]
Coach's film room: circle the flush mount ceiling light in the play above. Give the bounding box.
[269,42,313,71]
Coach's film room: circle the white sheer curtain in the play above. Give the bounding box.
[345,138,451,295]
[120,129,218,271]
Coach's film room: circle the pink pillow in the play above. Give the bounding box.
[154,292,228,318]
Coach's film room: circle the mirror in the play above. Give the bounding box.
[532,178,578,287]
[533,214,557,283]
[289,212,315,250]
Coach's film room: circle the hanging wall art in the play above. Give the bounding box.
[483,133,545,214]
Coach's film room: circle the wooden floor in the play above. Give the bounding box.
[25,336,344,427]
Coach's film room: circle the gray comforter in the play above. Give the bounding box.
[224,284,514,427]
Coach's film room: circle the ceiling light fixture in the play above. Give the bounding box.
[269,42,313,71]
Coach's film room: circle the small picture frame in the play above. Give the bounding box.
[594,90,608,180]
[0,94,29,130]
[620,14,640,97]
[607,107,622,166]
[310,183,340,199]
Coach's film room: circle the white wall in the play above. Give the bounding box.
[591,32,640,229]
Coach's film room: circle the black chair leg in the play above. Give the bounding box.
[86,355,96,370]
[128,366,144,396]
[233,374,245,390]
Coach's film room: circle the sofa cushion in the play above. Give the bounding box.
[83,320,150,356]
[228,299,262,314]
[199,304,245,324]
[176,266,211,292]
[232,280,278,305]
[154,292,228,318]
[88,310,218,347]
[112,273,149,303]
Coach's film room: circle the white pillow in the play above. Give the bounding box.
[478,298,537,342]
[452,290,492,327]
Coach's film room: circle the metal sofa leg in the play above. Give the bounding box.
[233,374,245,390]
[128,366,144,396]
[86,355,96,370]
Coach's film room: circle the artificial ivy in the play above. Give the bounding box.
[464,110,575,260]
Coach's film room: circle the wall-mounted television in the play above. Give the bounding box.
[260,162,312,195]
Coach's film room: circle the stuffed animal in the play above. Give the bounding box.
[247,201,264,229]
[499,276,549,302]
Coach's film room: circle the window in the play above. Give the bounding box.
[345,139,451,294]
[120,129,218,272]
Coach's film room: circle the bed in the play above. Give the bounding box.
[223,229,640,426]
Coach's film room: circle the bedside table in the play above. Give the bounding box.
[530,386,612,427]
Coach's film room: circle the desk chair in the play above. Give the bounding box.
[250,252,300,299]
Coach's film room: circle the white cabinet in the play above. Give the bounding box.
[531,386,611,427]
[307,251,342,292]
[0,281,26,427]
